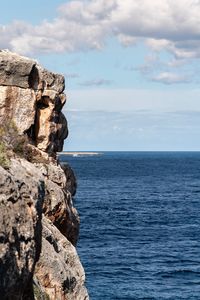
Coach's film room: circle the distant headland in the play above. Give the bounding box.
[60,151,103,156]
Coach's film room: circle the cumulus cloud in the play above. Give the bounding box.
[0,0,200,57]
[0,0,116,55]
[117,34,137,46]
[1,0,200,83]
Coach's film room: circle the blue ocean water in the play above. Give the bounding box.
[59,152,200,300]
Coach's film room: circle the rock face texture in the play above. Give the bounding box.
[35,217,87,300]
[0,50,68,154]
[0,160,44,299]
[0,50,88,300]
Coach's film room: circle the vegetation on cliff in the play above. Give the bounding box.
[0,121,28,168]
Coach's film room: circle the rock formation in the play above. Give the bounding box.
[0,50,67,155]
[0,50,89,299]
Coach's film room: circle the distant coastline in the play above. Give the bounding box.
[59,151,103,156]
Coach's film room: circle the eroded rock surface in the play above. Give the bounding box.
[0,50,67,154]
[0,51,36,88]
[35,217,88,300]
[0,159,44,299]
[0,50,88,300]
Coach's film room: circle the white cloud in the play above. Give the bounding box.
[1,0,200,57]
[1,0,116,55]
[151,72,190,84]
[146,39,172,52]
[58,0,117,23]
[1,0,200,83]
[117,34,137,46]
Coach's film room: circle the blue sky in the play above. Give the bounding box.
[1,0,200,150]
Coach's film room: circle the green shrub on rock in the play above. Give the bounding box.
[0,120,28,168]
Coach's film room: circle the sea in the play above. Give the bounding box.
[59,152,200,300]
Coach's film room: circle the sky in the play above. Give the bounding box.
[1,0,200,150]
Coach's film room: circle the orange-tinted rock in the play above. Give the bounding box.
[0,85,36,134]
[0,50,68,156]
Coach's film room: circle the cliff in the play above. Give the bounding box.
[0,50,89,300]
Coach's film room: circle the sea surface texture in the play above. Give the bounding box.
[59,152,200,300]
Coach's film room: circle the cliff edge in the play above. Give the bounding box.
[0,50,89,300]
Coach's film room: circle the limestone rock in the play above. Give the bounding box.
[36,162,79,245]
[61,163,77,196]
[35,106,68,153]
[0,50,89,299]
[0,50,67,155]
[0,157,87,299]
[0,159,45,299]
[35,217,89,300]
[0,50,64,93]
[0,85,36,134]
[0,50,36,89]
[37,66,65,93]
